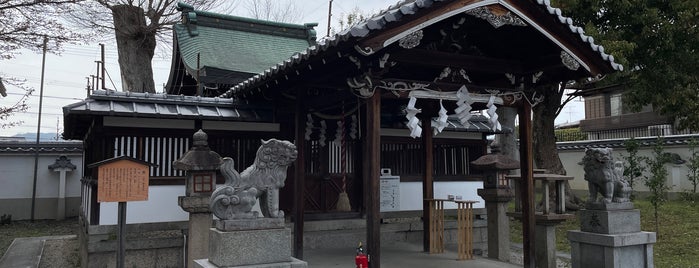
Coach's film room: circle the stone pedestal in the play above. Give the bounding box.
[179,195,213,268]
[477,188,513,261]
[568,209,656,268]
[535,220,559,268]
[194,219,308,268]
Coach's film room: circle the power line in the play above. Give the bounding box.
[5,93,83,101]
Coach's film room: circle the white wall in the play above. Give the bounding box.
[0,154,83,199]
[399,181,485,211]
[0,150,83,220]
[99,185,189,224]
[559,142,695,193]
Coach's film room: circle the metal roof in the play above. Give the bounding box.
[63,90,273,121]
[221,0,623,98]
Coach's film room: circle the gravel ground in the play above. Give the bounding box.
[508,248,571,268]
[40,236,80,268]
[0,218,78,257]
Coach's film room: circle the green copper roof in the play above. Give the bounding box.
[173,2,317,80]
[174,24,313,75]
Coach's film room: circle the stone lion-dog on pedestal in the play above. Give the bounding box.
[582,148,632,205]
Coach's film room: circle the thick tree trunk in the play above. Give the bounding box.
[495,106,519,162]
[111,5,156,93]
[532,84,584,210]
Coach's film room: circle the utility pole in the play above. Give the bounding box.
[101,44,106,90]
[30,36,48,221]
[326,0,333,37]
[85,77,91,97]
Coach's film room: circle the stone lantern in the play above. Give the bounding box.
[471,150,519,262]
[173,130,223,268]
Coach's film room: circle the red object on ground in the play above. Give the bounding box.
[355,242,368,268]
[355,254,368,268]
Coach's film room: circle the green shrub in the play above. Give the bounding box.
[554,127,587,141]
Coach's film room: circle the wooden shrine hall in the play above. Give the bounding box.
[218,0,621,267]
[62,0,622,267]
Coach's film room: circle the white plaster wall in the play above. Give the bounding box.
[99,185,189,224]
[0,153,83,199]
[559,144,694,193]
[399,181,485,211]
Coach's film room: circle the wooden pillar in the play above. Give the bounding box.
[518,100,535,268]
[364,91,381,268]
[421,118,434,252]
[294,99,306,259]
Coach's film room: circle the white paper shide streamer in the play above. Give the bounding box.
[455,86,474,127]
[319,120,327,146]
[405,96,422,138]
[304,114,313,140]
[349,115,358,139]
[486,95,502,131]
[434,99,448,135]
[333,120,343,146]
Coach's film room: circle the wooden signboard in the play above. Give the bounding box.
[96,159,150,202]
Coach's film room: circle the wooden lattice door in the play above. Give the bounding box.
[303,140,361,214]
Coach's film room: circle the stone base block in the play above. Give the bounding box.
[586,202,634,211]
[215,218,285,231]
[568,230,656,268]
[194,257,307,268]
[579,209,640,234]
[209,227,291,267]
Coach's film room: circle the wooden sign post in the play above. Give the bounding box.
[89,156,153,268]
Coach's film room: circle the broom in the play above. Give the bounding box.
[336,105,352,211]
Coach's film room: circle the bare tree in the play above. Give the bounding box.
[1,0,85,128]
[67,1,235,93]
[0,77,34,128]
[334,7,368,34]
[242,0,300,23]
[0,0,86,59]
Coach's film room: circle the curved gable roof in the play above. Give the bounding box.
[222,0,622,98]
[166,3,317,95]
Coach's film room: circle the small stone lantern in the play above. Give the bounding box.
[173,130,223,268]
[474,155,518,189]
[471,150,519,262]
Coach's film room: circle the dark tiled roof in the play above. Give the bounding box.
[0,141,82,154]
[221,0,622,98]
[174,3,317,80]
[429,115,511,133]
[556,134,699,150]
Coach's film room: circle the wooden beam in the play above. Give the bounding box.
[293,97,306,259]
[504,1,612,75]
[358,0,479,53]
[518,100,536,268]
[422,117,434,252]
[391,49,524,74]
[364,90,381,268]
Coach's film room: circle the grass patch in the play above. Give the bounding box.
[0,217,78,257]
[509,199,699,268]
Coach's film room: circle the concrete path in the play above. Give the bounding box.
[0,235,75,268]
[2,236,523,268]
[304,242,521,268]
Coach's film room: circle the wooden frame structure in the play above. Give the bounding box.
[63,1,621,267]
[218,1,621,267]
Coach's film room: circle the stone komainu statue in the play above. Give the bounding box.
[582,148,632,204]
[210,139,298,220]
